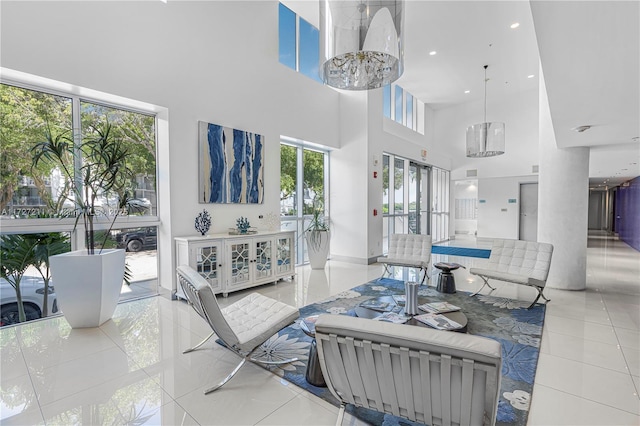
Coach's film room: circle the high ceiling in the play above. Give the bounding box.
[284,1,640,187]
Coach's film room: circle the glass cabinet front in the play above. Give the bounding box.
[254,239,273,280]
[194,243,222,292]
[276,236,293,274]
[228,241,251,286]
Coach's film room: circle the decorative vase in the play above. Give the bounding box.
[305,230,330,270]
[195,210,211,236]
[49,249,125,328]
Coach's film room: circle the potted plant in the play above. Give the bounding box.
[31,122,140,328]
[305,195,330,269]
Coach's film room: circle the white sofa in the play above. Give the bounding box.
[377,234,432,284]
[470,239,554,309]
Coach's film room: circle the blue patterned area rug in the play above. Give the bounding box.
[252,278,545,426]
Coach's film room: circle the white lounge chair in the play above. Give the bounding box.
[315,314,503,426]
[176,265,299,393]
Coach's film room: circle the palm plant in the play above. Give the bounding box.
[305,194,329,251]
[31,122,141,254]
[0,235,38,323]
[28,232,71,317]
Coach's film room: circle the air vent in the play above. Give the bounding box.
[466,169,478,177]
[532,165,539,173]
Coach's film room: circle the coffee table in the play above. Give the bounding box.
[355,295,468,333]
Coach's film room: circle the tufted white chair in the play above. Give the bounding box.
[377,234,432,284]
[470,239,554,308]
[177,265,299,394]
[315,314,502,426]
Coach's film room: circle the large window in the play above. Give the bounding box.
[1,84,157,223]
[280,140,329,264]
[431,167,451,243]
[279,3,322,83]
[383,84,424,134]
[383,154,441,253]
[0,80,160,326]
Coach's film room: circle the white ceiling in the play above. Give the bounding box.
[284,0,640,187]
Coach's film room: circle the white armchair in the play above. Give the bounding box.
[377,233,432,284]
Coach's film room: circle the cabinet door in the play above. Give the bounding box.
[191,241,223,293]
[275,234,294,275]
[253,237,274,282]
[226,239,251,289]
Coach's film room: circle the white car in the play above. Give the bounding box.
[0,276,58,327]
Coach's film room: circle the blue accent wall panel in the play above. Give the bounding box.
[616,176,640,251]
[199,121,264,204]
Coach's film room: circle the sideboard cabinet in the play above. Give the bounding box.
[175,230,295,298]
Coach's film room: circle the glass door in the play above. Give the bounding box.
[383,155,431,254]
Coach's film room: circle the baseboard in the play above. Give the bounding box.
[329,254,375,265]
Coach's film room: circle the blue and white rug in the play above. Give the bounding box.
[252,278,545,426]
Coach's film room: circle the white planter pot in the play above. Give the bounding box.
[305,230,330,270]
[50,249,125,328]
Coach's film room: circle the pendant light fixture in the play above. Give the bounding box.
[319,1,404,90]
[466,65,505,157]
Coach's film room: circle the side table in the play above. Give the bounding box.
[434,262,466,294]
[300,315,326,387]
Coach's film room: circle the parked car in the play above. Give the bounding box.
[0,276,58,327]
[116,227,157,252]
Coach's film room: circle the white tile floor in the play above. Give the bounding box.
[1,233,639,425]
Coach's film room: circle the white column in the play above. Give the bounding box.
[538,69,589,290]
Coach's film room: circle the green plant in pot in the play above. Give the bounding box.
[31,122,141,328]
[305,195,330,269]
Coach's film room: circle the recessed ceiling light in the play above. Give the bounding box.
[429,51,437,56]
[510,22,520,29]
[527,74,535,79]
[464,90,470,94]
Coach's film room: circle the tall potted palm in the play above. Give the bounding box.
[31,122,139,328]
[305,195,330,269]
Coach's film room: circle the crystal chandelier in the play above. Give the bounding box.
[320,1,404,90]
[466,65,505,157]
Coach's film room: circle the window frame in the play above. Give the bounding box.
[280,138,330,265]
[385,84,424,134]
[278,2,322,84]
[0,71,162,250]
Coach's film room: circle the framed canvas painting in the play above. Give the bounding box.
[199,121,264,204]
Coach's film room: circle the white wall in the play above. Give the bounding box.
[330,91,370,262]
[2,1,547,278]
[476,175,538,239]
[434,89,540,181]
[453,181,478,235]
[1,1,340,291]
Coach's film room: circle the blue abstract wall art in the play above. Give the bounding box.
[198,121,264,204]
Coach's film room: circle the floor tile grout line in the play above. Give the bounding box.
[14,329,47,424]
[602,295,640,378]
[538,345,632,376]
[251,392,303,425]
[533,383,640,417]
